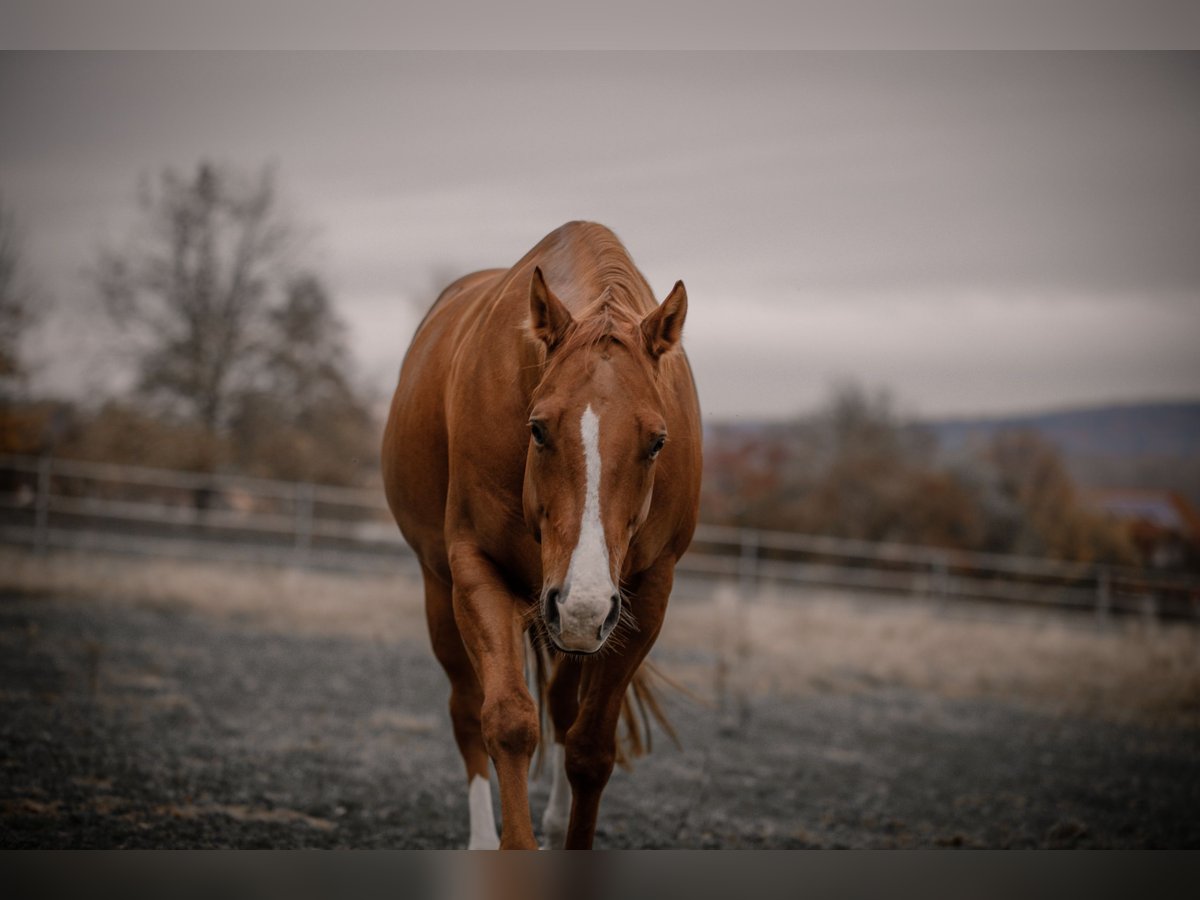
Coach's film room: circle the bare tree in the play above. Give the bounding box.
[230,273,378,485]
[95,163,291,442]
[0,195,38,401]
[262,274,355,417]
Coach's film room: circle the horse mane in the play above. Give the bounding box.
[555,288,644,358]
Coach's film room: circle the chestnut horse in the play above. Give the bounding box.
[382,222,701,849]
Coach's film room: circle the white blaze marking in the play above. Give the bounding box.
[467,774,499,849]
[561,404,615,643]
[541,743,571,848]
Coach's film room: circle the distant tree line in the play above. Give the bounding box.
[702,385,1138,565]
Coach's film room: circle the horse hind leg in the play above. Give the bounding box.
[422,564,498,849]
[541,659,582,848]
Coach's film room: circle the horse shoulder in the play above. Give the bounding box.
[383,270,508,571]
[441,353,541,588]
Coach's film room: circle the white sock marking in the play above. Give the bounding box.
[541,743,571,848]
[560,405,615,645]
[467,774,499,849]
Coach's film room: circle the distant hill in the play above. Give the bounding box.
[705,400,1200,507]
[928,401,1200,459]
[926,401,1200,505]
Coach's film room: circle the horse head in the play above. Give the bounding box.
[522,266,687,654]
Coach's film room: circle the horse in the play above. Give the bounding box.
[382,221,701,849]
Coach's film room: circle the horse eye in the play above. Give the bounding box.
[530,421,547,447]
[649,435,667,459]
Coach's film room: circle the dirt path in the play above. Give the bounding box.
[2,579,1197,848]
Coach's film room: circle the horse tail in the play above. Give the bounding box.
[614,659,683,769]
[524,635,686,772]
[524,631,554,776]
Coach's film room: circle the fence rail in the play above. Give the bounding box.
[2,454,1198,620]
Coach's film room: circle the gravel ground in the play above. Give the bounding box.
[1,586,1198,848]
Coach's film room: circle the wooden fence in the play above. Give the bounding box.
[2,454,1197,620]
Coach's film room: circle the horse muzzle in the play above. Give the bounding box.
[542,584,621,653]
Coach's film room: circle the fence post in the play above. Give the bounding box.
[739,528,759,598]
[1095,566,1111,622]
[931,551,950,600]
[294,482,314,567]
[714,581,749,735]
[34,455,51,554]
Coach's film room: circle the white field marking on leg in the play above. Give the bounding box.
[467,774,500,850]
[541,743,571,848]
[561,404,615,642]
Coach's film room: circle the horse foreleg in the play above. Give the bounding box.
[541,659,582,848]
[422,564,498,849]
[448,541,540,849]
[563,559,673,849]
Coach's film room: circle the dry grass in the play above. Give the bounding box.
[3,547,1198,727]
[0,546,426,644]
[664,583,1200,728]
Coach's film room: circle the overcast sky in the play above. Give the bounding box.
[2,52,1198,421]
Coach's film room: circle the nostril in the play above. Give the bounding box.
[599,595,621,639]
[543,588,562,634]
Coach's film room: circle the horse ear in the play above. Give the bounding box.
[529,266,574,351]
[641,280,688,359]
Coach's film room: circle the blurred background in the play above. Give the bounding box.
[3,53,1199,571]
[1,51,1198,848]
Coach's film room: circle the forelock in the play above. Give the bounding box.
[557,290,642,357]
